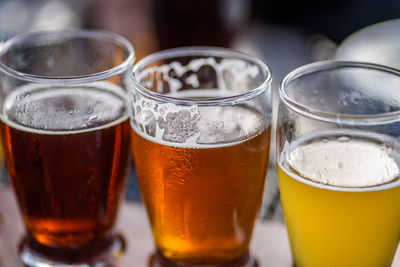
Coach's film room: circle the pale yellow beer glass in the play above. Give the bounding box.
[277,61,400,267]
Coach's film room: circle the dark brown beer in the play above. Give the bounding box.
[131,105,271,265]
[0,85,131,248]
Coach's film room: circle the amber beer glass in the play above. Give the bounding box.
[277,61,400,267]
[0,30,135,266]
[130,47,272,266]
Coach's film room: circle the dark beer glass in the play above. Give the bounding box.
[0,30,135,266]
[130,47,272,267]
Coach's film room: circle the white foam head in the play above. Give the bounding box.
[288,135,400,188]
[2,82,127,134]
[131,95,267,149]
[131,54,270,148]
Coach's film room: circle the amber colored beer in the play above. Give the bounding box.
[0,85,131,249]
[131,108,270,265]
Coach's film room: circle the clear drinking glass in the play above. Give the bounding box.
[0,30,135,266]
[277,61,400,267]
[130,47,272,267]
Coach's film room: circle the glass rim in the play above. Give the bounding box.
[280,60,400,125]
[132,46,272,105]
[0,29,135,84]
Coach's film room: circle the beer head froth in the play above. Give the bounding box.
[288,137,400,187]
[196,106,264,144]
[3,84,126,132]
[136,58,261,95]
[131,93,266,148]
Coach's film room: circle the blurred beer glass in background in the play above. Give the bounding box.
[130,47,272,266]
[0,30,134,266]
[335,19,400,69]
[277,61,400,267]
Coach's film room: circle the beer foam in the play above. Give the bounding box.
[131,99,267,149]
[288,137,400,188]
[196,105,265,144]
[136,57,260,95]
[132,57,269,148]
[2,82,128,135]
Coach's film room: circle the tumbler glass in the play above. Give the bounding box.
[130,47,272,267]
[277,61,400,267]
[0,30,135,266]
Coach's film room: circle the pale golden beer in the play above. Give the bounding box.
[278,132,400,267]
[277,61,400,267]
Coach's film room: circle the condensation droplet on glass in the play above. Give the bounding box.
[47,58,55,67]
[286,151,291,162]
[313,171,321,180]
[338,136,350,142]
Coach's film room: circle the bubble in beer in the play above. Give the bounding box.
[338,136,350,142]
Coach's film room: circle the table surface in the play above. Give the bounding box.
[1,186,400,267]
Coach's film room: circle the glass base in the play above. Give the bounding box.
[149,251,258,267]
[19,233,126,267]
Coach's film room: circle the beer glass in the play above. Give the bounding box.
[130,47,272,266]
[277,61,400,267]
[0,30,135,266]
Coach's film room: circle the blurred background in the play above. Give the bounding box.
[0,0,400,221]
